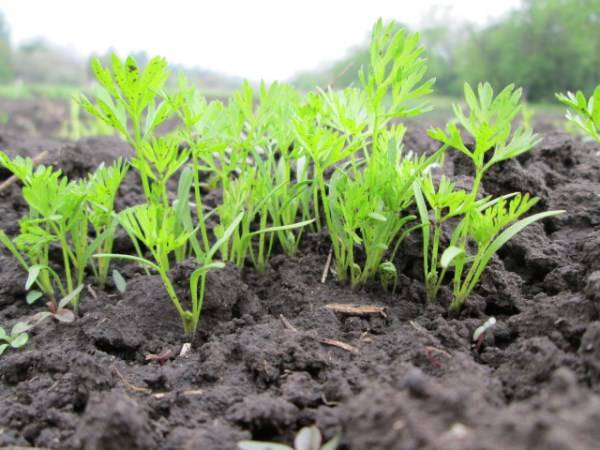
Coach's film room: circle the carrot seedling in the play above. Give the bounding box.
[96,204,243,336]
[215,165,314,271]
[0,153,126,309]
[556,86,600,142]
[85,160,128,288]
[79,55,178,202]
[326,128,437,288]
[418,83,564,309]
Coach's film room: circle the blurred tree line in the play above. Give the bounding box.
[294,0,600,102]
[0,13,240,92]
[0,12,86,85]
[1,0,598,100]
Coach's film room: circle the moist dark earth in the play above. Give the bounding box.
[1,100,600,450]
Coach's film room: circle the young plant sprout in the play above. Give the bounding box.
[215,165,313,271]
[0,322,31,356]
[556,86,600,142]
[85,160,128,288]
[360,19,435,152]
[185,80,314,270]
[30,285,85,325]
[96,204,243,336]
[0,153,124,310]
[79,55,178,203]
[238,426,340,450]
[417,83,564,309]
[326,127,439,288]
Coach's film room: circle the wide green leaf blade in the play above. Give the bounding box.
[470,210,564,289]
[441,246,465,269]
[58,284,85,310]
[11,321,32,336]
[10,333,29,348]
[247,218,316,238]
[112,269,127,294]
[26,290,43,305]
[25,264,43,290]
[412,181,430,274]
[206,212,244,262]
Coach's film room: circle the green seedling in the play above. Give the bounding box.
[293,116,361,232]
[326,126,438,288]
[238,426,340,450]
[419,83,563,309]
[0,157,83,302]
[0,322,31,356]
[30,285,84,325]
[0,288,85,357]
[176,80,315,269]
[79,55,177,202]
[96,204,243,336]
[429,82,541,200]
[86,160,129,288]
[360,19,435,153]
[556,86,600,142]
[294,19,434,239]
[0,153,126,310]
[215,165,314,271]
[130,135,190,207]
[61,97,113,140]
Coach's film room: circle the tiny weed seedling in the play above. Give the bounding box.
[238,426,340,450]
[30,285,85,325]
[418,83,564,309]
[556,86,600,142]
[0,322,31,356]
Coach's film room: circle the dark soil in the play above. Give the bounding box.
[1,100,600,450]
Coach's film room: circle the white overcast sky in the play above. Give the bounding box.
[0,0,522,81]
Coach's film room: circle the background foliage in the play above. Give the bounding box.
[0,0,598,102]
[294,0,600,101]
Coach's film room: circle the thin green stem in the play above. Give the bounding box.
[191,154,210,253]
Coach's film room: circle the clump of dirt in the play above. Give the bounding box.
[1,114,600,450]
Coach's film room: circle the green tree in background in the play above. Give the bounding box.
[293,0,600,102]
[457,0,600,101]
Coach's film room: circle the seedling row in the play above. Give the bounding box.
[1,19,597,355]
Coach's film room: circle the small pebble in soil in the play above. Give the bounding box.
[404,367,429,398]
